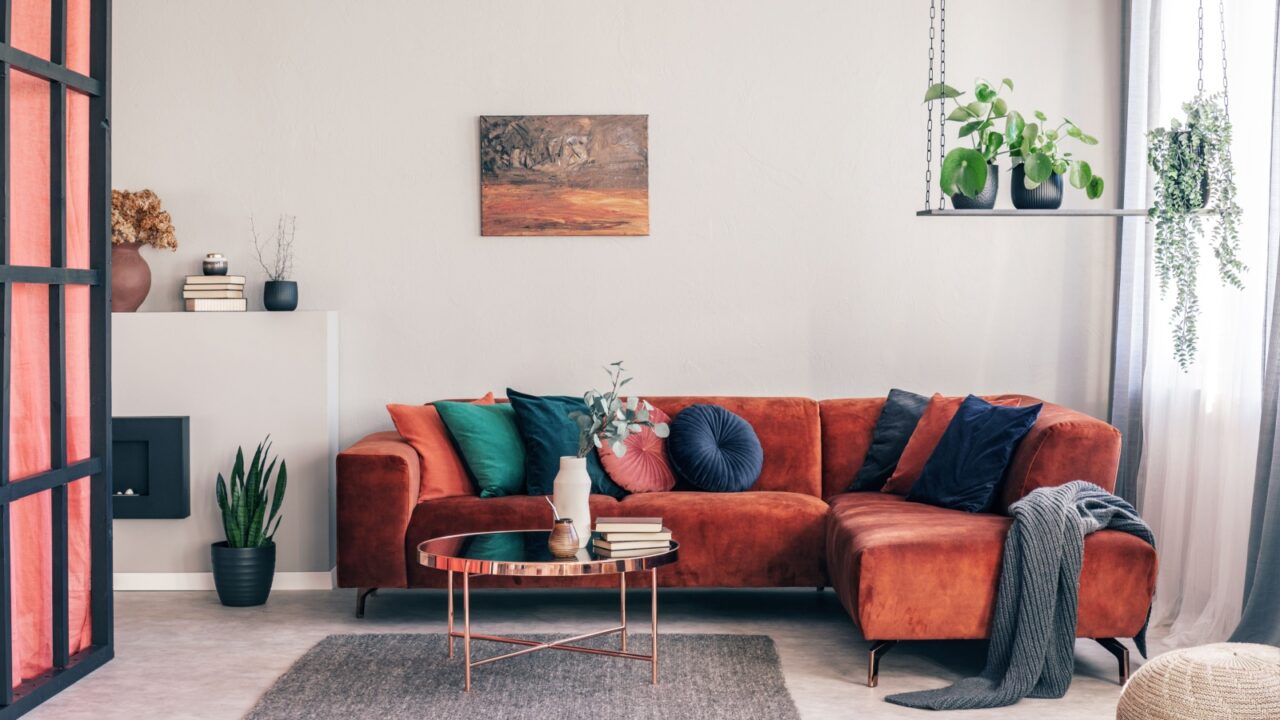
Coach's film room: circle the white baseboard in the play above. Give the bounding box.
[114,570,335,591]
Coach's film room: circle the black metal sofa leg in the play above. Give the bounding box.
[868,640,898,687]
[355,587,377,618]
[1095,637,1130,684]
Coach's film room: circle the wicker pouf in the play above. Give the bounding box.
[1117,643,1280,720]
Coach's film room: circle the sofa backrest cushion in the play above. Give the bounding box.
[644,397,822,497]
[818,398,885,500]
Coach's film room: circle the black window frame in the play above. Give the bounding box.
[0,0,112,715]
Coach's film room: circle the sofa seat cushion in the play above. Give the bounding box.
[405,494,622,588]
[615,491,828,588]
[826,492,1157,641]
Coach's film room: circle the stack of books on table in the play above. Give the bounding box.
[183,275,246,312]
[592,517,672,558]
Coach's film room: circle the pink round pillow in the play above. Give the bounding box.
[597,406,675,493]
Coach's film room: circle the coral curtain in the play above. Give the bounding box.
[8,0,93,687]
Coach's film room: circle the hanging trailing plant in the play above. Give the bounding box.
[1147,92,1243,369]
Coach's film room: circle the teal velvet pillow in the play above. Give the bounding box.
[435,401,526,498]
[506,388,627,498]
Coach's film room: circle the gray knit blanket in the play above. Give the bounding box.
[885,480,1155,711]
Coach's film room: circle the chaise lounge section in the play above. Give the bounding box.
[336,394,1157,685]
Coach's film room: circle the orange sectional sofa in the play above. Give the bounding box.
[337,395,1156,684]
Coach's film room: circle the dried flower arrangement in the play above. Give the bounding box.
[111,189,178,249]
[251,215,296,281]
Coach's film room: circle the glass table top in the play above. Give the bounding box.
[418,530,679,577]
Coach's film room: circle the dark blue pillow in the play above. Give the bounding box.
[908,395,1042,512]
[850,388,929,491]
[506,389,627,498]
[667,404,763,492]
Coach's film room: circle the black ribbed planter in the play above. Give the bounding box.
[1011,165,1064,209]
[211,541,276,607]
[949,163,998,209]
[263,280,298,312]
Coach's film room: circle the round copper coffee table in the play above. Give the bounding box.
[418,529,679,691]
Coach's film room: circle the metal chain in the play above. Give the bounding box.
[937,0,947,208]
[924,0,936,210]
[1219,0,1230,116]
[1197,0,1205,94]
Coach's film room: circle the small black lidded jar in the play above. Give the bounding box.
[202,253,229,276]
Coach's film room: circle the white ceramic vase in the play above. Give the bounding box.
[552,456,592,548]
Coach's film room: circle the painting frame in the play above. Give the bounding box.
[479,114,649,236]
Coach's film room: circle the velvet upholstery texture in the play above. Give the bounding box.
[597,405,676,493]
[851,389,929,491]
[998,400,1122,510]
[336,432,420,589]
[435,401,526,497]
[643,397,822,497]
[404,491,828,589]
[505,388,624,498]
[385,392,494,502]
[667,404,764,492]
[825,492,1158,640]
[819,398,885,500]
[882,394,1023,495]
[908,396,1043,512]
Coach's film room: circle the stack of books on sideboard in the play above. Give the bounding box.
[183,275,246,312]
[592,517,671,558]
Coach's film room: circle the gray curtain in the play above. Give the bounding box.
[1230,2,1280,647]
[1110,0,1158,505]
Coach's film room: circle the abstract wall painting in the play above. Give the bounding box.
[480,115,649,236]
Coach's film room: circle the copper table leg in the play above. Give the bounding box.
[449,568,661,690]
[651,567,659,685]
[620,572,628,653]
[446,570,454,659]
[463,572,471,692]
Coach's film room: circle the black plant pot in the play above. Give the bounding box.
[263,280,298,312]
[949,163,998,209]
[211,541,276,607]
[1010,165,1064,209]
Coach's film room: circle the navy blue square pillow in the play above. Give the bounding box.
[908,395,1042,512]
[850,389,929,491]
[506,388,627,498]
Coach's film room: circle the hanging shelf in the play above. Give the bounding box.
[916,0,1149,217]
[917,209,1149,217]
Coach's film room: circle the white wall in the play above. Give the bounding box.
[112,312,339,574]
[113,0,1122,453]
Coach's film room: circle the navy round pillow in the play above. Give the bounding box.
[667,404,764,492]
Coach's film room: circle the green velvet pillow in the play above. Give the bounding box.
[435,402,526,498]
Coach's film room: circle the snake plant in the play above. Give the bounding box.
[215,437,287,548]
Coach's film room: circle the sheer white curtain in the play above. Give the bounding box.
[1139,0,1278,650]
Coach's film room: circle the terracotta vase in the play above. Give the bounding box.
[111,242,151,312]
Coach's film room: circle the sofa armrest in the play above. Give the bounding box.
[999,401,1122,510]
[336,431,419,589]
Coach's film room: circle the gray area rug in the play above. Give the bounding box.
[246,633,800,720]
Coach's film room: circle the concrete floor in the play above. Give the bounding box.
[28,588,1138,719]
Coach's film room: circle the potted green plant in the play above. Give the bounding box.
[923,78,1014,208]
[1005,111,1104,209]
[212,437,287,607]
[1147,93,1244,368]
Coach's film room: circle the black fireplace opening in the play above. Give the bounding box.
[111,417,190,519]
